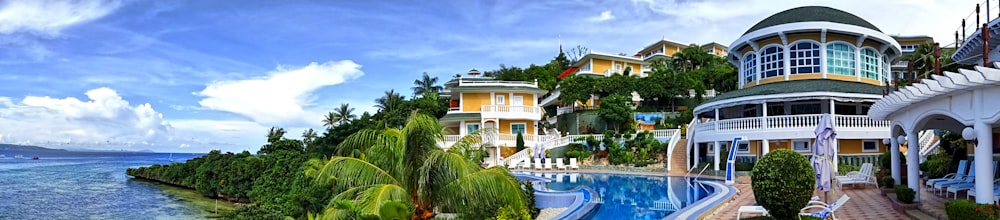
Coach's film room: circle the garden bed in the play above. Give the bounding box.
[885,193,919,212]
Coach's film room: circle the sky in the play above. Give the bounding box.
[0,0,983,153]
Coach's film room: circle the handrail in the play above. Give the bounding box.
[458,78,538,88]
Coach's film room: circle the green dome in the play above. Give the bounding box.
[744,6,882,35]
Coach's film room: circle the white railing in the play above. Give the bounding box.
[481,105,542,114]
[836,115,891,128]
[665,127,683,171]
[693,121,715,131]
[556,105,599,115]
[546,116,557,125]
[718,117,762,131]
[766,114,822,129]
[502,148,532,167]
[457,78,537,88]
[498,134,545,143]
[650,129,676,138]
[540,90,560,106]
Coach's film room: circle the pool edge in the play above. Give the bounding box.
[662,180,736,220]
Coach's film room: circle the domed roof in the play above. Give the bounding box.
[744,6,881,35]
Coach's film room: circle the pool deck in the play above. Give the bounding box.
[702,176,909,220]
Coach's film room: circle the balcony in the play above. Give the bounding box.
[438,134,555,149]
[557,105,598,115]
[692,114,890,140]
[540,89,560,106]
[481,105,542,120]
[457,78,538,88]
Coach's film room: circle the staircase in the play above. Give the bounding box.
[918,130,942,163]
[668,139,689,175]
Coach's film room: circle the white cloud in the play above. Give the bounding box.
[194,60,365,127]
[589,10,615,22]
[0,87,175,149]
[0,0,123,37]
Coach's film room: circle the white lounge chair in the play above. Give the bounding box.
[569,158,579,170]
[534,158,543,170]
[556,158,567,170]
[799,194,850,220]
[926,160,969,190]
[520,158,532,169]
[569,173,579,183]
[946,161,997,198]
[544,158,554,170]
[507,159,519,169]
[737,197,822,219]
[836,163,876,189]
[556,173,565,182]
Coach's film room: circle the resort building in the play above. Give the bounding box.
[438,72,548,155]
[687,6,904,170]
[889,35,936,80]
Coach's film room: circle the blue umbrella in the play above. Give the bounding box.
[812,114,837,200]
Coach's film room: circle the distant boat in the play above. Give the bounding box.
[14,155,24,159]
[169,153,174,162]
[31,156,38,160]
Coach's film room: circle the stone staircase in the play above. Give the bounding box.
[668,138,689,175]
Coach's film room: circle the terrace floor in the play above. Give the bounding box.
[706,176,909,220]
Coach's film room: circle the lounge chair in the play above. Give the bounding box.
[934,163,979,194]
[544,158,554,170]
[569,158,579,170]
[736,196,823,219]
[926,160,969,190]
[556,173,565,182]
[799,194,850,220]
[946,161,997,198]
[968,182,1000,203]
[520,158,533,169]
[836,163,876,189]
[534,158,543,170]
[507,159,519,169]
[556,158,567,170]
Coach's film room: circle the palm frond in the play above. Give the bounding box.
[312,157,400,189]
[363,129,407,182]
[336,129,384,156]
[433,167,527,215]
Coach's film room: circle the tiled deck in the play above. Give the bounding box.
[705,178,909,220]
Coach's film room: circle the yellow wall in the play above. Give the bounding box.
[759,37,783,47]
[462,93,491,112]
[788,73,823,80]
[861,40,880,50]
[741,46,754,55]
[787,33,822,43]
[826,33,856,44]
[665,46,680,56]
[838,139,885,154]
[759,76,785,84]
[592,59,611,74]
[827,74,857,81]
[511,92,535,106]
[498,119,535,135]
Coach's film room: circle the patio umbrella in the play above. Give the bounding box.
[812,113,837,202]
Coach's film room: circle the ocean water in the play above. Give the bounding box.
[0,150,206,220]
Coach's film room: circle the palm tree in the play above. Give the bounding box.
[266,127,286,143]
[306,113,522,219]
[374,90,404,113]
[333,103,356,125]
[411,72,442,97]
[302,128,317,143]
[323,112,337,128]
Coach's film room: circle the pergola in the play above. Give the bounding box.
[868,63,1000,203]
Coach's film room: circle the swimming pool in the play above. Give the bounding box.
[520,172,715,219]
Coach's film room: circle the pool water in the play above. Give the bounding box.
[536,173,714,220]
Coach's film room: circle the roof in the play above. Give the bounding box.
[702,79,885,103]
[700,42,728,49]
[439,112,482,122]
[744,6,881,35]
[637,39,689,54]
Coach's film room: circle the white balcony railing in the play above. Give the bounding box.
[457,78,538,88]
[766,114,822,129]
[481,105,541,114]
[836,115,892,128]
[701,114,889,132]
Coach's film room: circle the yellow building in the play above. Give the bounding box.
[439,73,548,151]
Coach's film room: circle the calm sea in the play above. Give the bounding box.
[0,149,207,220]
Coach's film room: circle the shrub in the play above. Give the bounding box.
[919,152,952,179]
[735,162,755,171]
[493,205,531,220]
[750,149,815,219]
[837,164,860,174]
[515,132,525,152]
[522,181,539,218]
[894,185,915,204]
[880,176,895,188]
[946,199,1000,220]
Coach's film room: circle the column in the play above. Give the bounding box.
[714,141,721,171]
[891,135,901,185]
[694,142,701,169]
[761,102,768,129]
[714,108,720,131]
[762,139,770,156]
[974,122,995,204]
[906,131,921,200]
[831,99,838,172]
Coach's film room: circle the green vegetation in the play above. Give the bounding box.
[516,132,525,152]
[880,176,895,189]
[750,149,815,219]
[945,199,1000,219]
[569,130,665,167]
[894,185,915,204]
[740,216,823,220]
[597,94,634,132]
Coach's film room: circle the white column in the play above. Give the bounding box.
[762,139,770,156]
[714,141,721,171]
[783,45,791,81]
[714,108,720,131]
[906,131,921,200]
[830,99,838,171]
[820,42,828,79]
[974,122,995,203]
[761,102,768,129]
[891,135,901,185]
[855,48,862,82]
[694,142,701,169]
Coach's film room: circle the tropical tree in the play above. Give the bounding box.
[303,128,317,144]
[333,103,356,126]
[323,112,337,129]
[411,72,442,97]
[267,127,286,144]
[597,94,634,132]
[306,113,525,219]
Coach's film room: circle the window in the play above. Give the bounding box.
[496,95,505,104]
[826,43,856,76]
[706,142,715,153]
[766,103,785,116]
[742,53,757,84]
[901,44,918,52]
[510,123,526,135]
[789,42,821,74]
[861,48,880,80]
[835,103,859,115]
[466,123,480,134]
[737,142,750,153]
[581,62,592,71]
[791,102,821,114]
[759,46,784,78]
[863,140,879,152]
[793,140,811,152]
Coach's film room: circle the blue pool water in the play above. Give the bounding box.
[534,172,714,220]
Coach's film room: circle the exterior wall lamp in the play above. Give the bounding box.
[897,136,907,145]
[962,127,978,146]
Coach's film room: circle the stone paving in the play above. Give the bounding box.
[706,179,909,220]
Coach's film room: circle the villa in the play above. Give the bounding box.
[686,6,915,171]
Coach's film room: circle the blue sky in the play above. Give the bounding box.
[0,0,977,153]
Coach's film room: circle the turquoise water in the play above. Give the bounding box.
[0,150,206,219]
[540,173,713,220]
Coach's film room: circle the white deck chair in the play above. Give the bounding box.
[799,194,850,220]
[544,158,554,170]
[520,158,532,169]
[569,158,580,170]
[556,158,567,170]
[507,159,519,169]
[836,163,876,189]
[556,173,565,182]
[534,158,543,170]
[927,160,969,190]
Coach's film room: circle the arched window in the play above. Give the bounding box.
[826,43,855,76]
[789,42,820,74]
[742,53,757,84]
[861,48,880,80]
[759,45,784,78]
